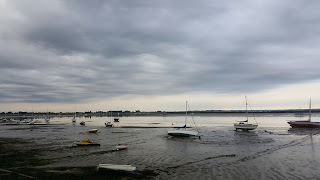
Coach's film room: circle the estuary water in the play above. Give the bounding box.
[1,113,320,179]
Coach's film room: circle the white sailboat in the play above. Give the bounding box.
[45,109,50,123]
[72,111,76,123]
[45,117,50,123]
[168,101,199,137]
[105,111,114,127]
[28,110,35,125]
[105,121,113,127]
[234,96,258,131]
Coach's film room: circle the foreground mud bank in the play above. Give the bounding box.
[0,137,157,180]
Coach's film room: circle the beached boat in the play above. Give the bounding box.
[105,122,113,127]
[88,129,98,133]
[72,110,77,123]
[74,139,100,146]
[72,117,76,123]
[168,101,199,137]
[114,121,127,150]
[45,110,50,123]
[168,129,199,136]
[97,164,136,173]
[234,96,258,131]
[116,144,127,150]
[1,112,8,122]
[116,129,127,150]
[114,111,120,122]
[28,119,35,125]
[288,98,320,128]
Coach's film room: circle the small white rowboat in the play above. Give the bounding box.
[97,164,136,173]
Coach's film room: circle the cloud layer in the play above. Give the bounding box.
[1,0,320,107]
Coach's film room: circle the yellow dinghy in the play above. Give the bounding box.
[74,138,100,146]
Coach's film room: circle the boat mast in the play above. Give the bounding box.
[74,105,76,118]
[185,101,188,126]
[309,98,312,122]
[245,96,248,123]
[118,128,120,145]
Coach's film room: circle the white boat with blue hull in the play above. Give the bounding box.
[97,164,136,174]
[168,101,199,137]
[168,129,198,136]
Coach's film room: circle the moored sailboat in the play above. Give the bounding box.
[72,112,76,123]
[168,101,199,137]
[105,121,113,127]
[116,126,127,150]
[234,96,258,131]
[288,98,320,128]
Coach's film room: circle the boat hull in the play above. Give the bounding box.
[88,129,98,133]
[97,164,136,174]
[234,124,258,131]
[105,122,113,127]
[168,130,198,136]
[116,144,127,150]
[74,142,100,146]
[288,121,320,128]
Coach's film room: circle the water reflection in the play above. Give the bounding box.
[234,131,258,137]
[288,128,319,161]
[288,128,320,135]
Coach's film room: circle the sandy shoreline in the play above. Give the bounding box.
[1,115,320,179]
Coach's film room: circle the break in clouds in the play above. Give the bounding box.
[1,0,320,103]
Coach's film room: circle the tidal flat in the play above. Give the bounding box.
[0,114,320,179]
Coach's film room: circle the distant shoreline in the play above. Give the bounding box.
[0,109,318,119]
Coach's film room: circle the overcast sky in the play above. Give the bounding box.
[1,0,320,112]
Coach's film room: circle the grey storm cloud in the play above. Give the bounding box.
[1,0,320,103]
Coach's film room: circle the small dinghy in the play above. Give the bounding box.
[88,129,98,133]
[80,121,85,125]
[105,122,113,127]
[74,139,100,146]
[97,164,136,174]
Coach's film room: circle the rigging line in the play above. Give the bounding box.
[248,103,266,132]
[188,103,199,132]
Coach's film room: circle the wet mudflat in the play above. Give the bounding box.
[0,114,320,179]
